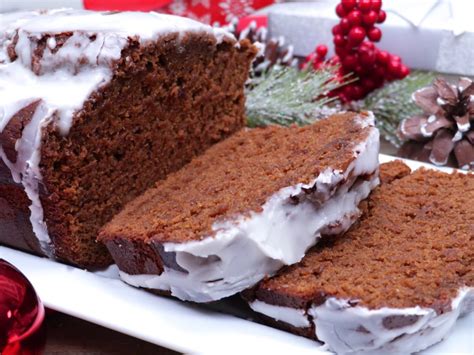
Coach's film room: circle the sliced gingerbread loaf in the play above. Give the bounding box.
[245,161,474,354]
[0,10,256,268]
[99,112,380,302]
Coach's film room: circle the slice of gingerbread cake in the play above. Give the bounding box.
[0,10,256,267]
[99,112,380,302]
[244,161,473,354]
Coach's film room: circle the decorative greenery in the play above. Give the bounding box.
[245,65,353,127]
[357,71,436,147]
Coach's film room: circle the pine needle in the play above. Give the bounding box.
[245,66,353,127]
[357,70,436,147]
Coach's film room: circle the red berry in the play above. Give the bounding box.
[335,45,347,57]
[352,84,365,99]
[372,64,386,79]
[359,40,375,50]
[377,10,386,23]
[399,65,410,78]
[359,0,372,13]
[355,64,364,74]
[336,3,347,18]
[348,26,366,46]
[376,50,390,65]
[359,49,376,66]
[343,85,355,99]
[340,18,352,34]
[341,0,357,11]
[347,10,362,26]
[342,54,359,70]
[316,45,328,58]
[334,34,347,47]
[367,27,382,41]
[362,10,378,26]
[330,55,341,65]
[371,0,382,12]
[391,54,401,62]
[361,77,376,90]
[332,24,342,35]
[388,59,402,75]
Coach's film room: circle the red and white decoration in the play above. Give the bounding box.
[303,0,409,101]
[0,0,276,25]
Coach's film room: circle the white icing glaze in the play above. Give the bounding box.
[250,287,473,354]
[249,300,310,328]
[119,115,380,302]
[0,9,233,255]
[309,287,474,355]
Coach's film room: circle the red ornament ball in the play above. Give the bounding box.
[377,10,387,23]
[0,259,44,352]
[348,26,366,46]
[367,27,382,41]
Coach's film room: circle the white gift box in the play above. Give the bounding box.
[268,0,474,76]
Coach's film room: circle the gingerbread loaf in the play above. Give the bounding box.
[99,112,380,302]
[245,161,474,354]
[0,10,256,267]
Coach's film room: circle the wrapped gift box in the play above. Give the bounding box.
[267,0,474,76]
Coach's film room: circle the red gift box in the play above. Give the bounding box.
[84,0,275,25]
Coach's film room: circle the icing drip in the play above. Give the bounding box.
[248,288,473,354]
[119,114,380,302]
[0,9,234,255]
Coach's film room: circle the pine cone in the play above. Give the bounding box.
[398,77,474,169]
[223,19,296,75]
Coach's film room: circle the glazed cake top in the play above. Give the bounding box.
[251,161,474,312]
[0,9,235,252]
[0,9,233,135]
[0,9,231,49]
[100,112,378,244]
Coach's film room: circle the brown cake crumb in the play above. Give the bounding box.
[249,163,474,312]
[100,112,374,246]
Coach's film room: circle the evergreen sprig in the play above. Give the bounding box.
[357,71,436,147]
[245,66,352,127]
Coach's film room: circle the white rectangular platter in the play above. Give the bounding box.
[0,154,473,354]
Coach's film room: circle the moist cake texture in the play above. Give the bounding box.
[0,10,256,267]
[245,161,474,354]
[99,112,380,302]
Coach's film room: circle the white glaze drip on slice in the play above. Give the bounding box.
[249,288,473,354]
[119,115,380,302]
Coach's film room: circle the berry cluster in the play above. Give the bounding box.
[305,0,409,101]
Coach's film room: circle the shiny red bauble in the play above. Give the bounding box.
[0,259,44,352]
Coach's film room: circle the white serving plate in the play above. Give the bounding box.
[0,154,473,354]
